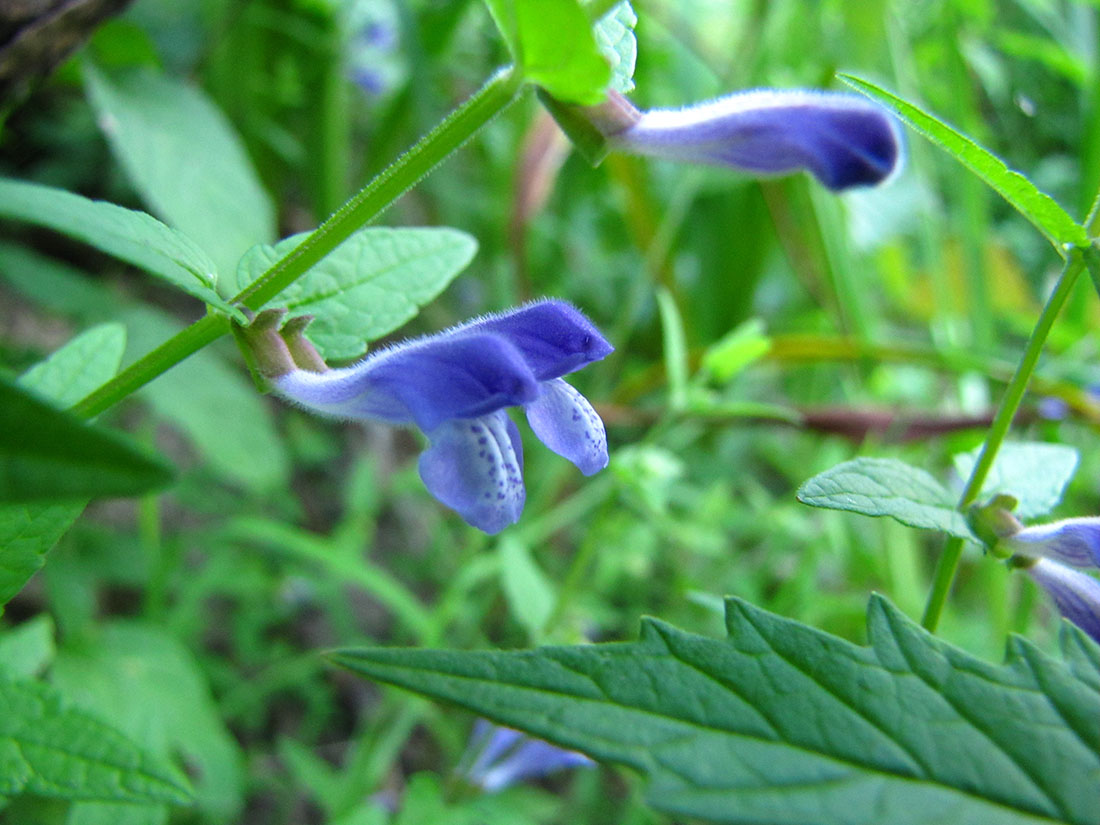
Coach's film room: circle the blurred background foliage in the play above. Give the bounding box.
[2,0,1100,822]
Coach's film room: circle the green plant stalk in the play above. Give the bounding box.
[920,248,1087,632]
[70,67,524,419]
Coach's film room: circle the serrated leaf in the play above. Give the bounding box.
[839,75,1088,251]
[334,595,1100,825]
[0,376,174,503]
[84,63,275,282]
[594,2,637,94]
[484,0,611,104]
[953,442,1078,520]
[236,227,477,360]
[52,621,244,821]
[797,457,976,540]
[18,324,126,408]
[0,179,235,315]
[0,677,191,804]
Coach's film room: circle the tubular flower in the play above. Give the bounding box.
[999,517,1100,569]
[241,300,612,534]
[460,720,594,793]
[1019,558,1100,644]
[593,89,901,191]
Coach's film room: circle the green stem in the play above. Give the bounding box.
[71,67,524,419]
[920,249,1087,631]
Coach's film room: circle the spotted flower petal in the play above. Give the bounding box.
[418,410,526,534]
[1002,517,1100,569]
[275,332,539,431]
[525,377,608,475]
[1024,558,1100,644]
[612,90,901,191]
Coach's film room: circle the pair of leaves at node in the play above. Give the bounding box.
[797,442,1079,541]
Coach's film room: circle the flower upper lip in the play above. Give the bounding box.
[257,299,613,533]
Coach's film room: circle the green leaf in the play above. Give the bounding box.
[498,536,556,641]
[953,442,1078,520]
[484,0,611,104]
[0,179,236,315]
[839,75,1088,251]
[18,324,127,408]
[0,323,130,607]
[797,457,976,540]
[236,227,478,360]
[0,676,191,804]
[66,801,168,825]
[52,621,244,821]
[594,2,637,94]
[83,63,275,282]
[0,616,55,679]
[0,376,174,503]
[0,244,289,491]
[0,503,84,609]
[701,318,772,383]
[334,595,1100,825]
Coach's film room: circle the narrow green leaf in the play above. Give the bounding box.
[0,179,235,315]
[594,2,637,94]
[52,621,244,821]
[0,377,174,503]
[839,74,1088,250]
[0,677,191,804]
[656,288,689,411]
[797,457,976,540]
[0,503,84,609]
[498,536,556,640]
[237,227,478,360]
[484,0,611,104]
[953,442,1078,519]
[334,595,1100,825]
[83,63,275,281]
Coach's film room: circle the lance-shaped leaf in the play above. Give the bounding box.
[797,457,976,540]
[0,179,237,316]
[0,377,174,503]
[334,596,1100,825]
[0,676,191,804]
[236,227,477,360]
[840,75,1088,251]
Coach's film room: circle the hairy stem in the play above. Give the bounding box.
[921,249,1087,631]
[71,67,524,419]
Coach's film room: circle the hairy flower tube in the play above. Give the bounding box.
[1017,557,1100,644]
[239,301,612,534]
[460,720,594,792]
[998,516,1100,569]
[589,89,901,191]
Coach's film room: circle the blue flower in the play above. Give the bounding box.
[600,89,901,191]
[1021,558,1100,644]
[1000,517,1100,569]
[460,720,594,792]
[249,300,612,534]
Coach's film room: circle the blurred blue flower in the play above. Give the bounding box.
[1001,517,1100,569]
[606,89,901,191]
[1023,558,1100,643]
[267,300,612,533]
[461,720,594,792]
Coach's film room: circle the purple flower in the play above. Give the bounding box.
[1022,558,1100,644]
[250,300,612,534]
[1001,517,1100,569]
[461,720,594,792]
[603,89,901,191]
